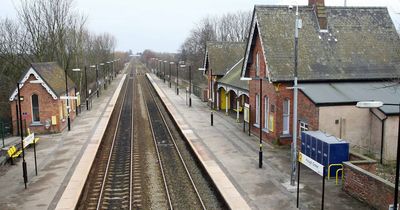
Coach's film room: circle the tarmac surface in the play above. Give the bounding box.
[0,68,371,210]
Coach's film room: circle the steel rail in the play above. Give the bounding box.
[96,76,133,210]
[144,77,207,210]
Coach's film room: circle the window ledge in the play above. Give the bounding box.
[253,123,260,128]
[30,122,43,126]
[280,133,292,138]
[262,128,269,133]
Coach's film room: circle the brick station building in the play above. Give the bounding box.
[9,62,77,134]
[241,1,400,149]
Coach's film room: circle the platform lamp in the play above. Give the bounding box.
[106,61,111,85]
[241,76,264,168]
[356,101,400,210]
[169,61,174,88]
[180,63,192,107]
[90,65,99,97]
[163,60,167,83]
[16,82,28,188]
[99,63,106,90]
[176,62,179,95]
[72,68,81,116]
[64,68,71,131]
[29,79,45,176]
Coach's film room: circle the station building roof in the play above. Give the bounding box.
[300,82,400,115]
[242,5,400,82]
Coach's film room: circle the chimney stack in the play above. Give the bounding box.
[309,0,327,30]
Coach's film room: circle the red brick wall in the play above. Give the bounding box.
[247,27,319,144]
[343,162,395,210]
[10,74,76,135]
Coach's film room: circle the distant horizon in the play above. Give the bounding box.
[1,0,399,53]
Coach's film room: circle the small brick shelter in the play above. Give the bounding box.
[9,62,77,134]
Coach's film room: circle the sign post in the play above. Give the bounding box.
[297,152,325,209]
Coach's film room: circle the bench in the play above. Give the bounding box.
[233,106,243,113]
[7,146,22,165]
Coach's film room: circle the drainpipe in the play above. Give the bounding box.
[370,109,387,164]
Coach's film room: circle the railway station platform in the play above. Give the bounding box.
[147,73,370,210]
[0,71,126,209]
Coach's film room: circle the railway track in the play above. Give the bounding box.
[78,66,137,210]
[140,70,206,210]
[79,60,226,209]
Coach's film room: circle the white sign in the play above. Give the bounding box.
[298,152,324,176]
[60,96,78,100]
[23,133,35,148]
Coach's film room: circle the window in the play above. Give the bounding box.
[283,99,290,134]
[299,121,309,136]
[256,52,260,77]
[32,94,40,122]
[264,96,269,130]
[255,94,260,125]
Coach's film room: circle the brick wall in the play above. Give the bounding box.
[247,25,319,145]
[10,74,76,135]
[342,154,395,210]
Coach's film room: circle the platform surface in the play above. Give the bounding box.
[148,73,369,210]
[0,72,126,210]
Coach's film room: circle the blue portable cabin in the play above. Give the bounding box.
[301,131,349,177]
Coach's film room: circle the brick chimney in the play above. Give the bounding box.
[309,0,327,30]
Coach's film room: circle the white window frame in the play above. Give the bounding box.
[31,94,40,122]
[255,93,260,126]
[283,99,290,134]
[299,121,309,136]
[264,96,269,130]
[256,52,260,77]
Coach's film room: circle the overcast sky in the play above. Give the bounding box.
[1,0,400,53]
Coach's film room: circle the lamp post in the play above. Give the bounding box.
[356,101,399,210]
[16,83,28,188]
[106,62,110,84]
[180,64,192,107]
[84,66,88,110]
[169,62,174,88]
[64,68,71,131]
[72,68,81,116]
[90,65,99,97]
[241,76,263,168]
[176,62,179,95]
[290,4,302,186]
[163,60,167,83]
[29,79,46,176]
[100,63,106,90]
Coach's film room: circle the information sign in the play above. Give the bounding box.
[298,152,324,176]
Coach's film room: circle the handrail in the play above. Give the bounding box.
[328,163,343,180]
[336,168,343,185]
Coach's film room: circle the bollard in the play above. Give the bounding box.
[211,111,213,126]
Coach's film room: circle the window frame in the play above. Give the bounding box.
[283,99,290,134]
[31,94,40,122]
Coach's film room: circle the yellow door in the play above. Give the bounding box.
[220,88,229,110]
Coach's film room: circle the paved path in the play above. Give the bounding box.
[149,73,371,210]
[0,72,125,210]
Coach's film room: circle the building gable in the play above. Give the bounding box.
[241,9,271,82]
[243,5,400,82]
[9,67,58,101]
